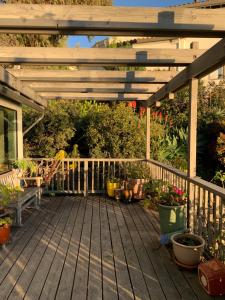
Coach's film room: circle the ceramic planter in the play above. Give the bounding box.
[171,233,205,266]
[158,204,186,234]
[0,224,10,245]
[107,181,120,197]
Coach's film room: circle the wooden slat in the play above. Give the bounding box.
[71,197,93,300]
[9,69,178,83]
[100,198,117,299]
[28,82,164,93]
[0,67,47,107]
[87,197,102,300]
[0,195,215,299]
[0,5,225,37]
[0,48,204,66]
[113,202,150,299]
[39,92,153,101]
[4,197,63,299]
[39,198,80,300]
[0,83,45,112]
[55,197,86,300]
[23,197,74,300]
[147,37,225,105]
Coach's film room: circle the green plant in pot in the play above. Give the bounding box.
[143,179,163,210]
[0,183,19,245]
[158,184,187,235]
[12,159,38,178]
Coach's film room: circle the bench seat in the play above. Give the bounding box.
[0,171,42,227]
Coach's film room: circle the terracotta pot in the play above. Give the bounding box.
[0,224,11,245]
[129,179,147,200]
[171,233,205,266]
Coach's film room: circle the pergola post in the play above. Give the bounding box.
[146,107,151,160]
[188,78,198,178]
[187,78,198,228]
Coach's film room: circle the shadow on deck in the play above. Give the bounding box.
[0,195,222,300]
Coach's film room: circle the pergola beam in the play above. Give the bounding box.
[0,67,47,109]
[27,82,164,93]
[0,83,45,112]
[0,48,204,66]
[0,5,225,37]
[147,37,225,106]
[8,70,178,83]
[39,92,151,101]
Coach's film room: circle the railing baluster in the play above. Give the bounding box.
[78,161,81,194]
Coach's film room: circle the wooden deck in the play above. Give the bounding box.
[0,196,223,300]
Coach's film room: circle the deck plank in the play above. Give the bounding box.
[0,197,62,299]
[0,196,216,300]
[119,203,166,300]
[39,197,81,300]
[87,197,102,300]
[107,199,134,300]
[134,205,202,300]
[71,197,93,300]
[23,197,74,300]
[100,197,118,300]
[55,197,87,300]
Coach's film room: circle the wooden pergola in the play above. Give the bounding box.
[1,4,225,198]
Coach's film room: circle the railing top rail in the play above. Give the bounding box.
[189,176,225,200]
[25,158,144,162]
[147,159,225,199]
[147,159,187,180]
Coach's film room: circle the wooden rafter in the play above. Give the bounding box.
[0,48,204,66]
[0,66,47,109]
[0,5,225,37]
[147,37,225,106]
[27,82,164,93]
[8,70,178,83]
[39,92,151,101]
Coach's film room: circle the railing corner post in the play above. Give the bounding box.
[84,160,88,197]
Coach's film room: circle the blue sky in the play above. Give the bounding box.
[68,0,189,48]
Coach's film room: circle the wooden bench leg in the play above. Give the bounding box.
[16,206,22,227]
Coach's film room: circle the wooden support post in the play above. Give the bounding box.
[84,160,88,197]
[146,107,151,160]
[187,78,198,229]
[188,78,198,178]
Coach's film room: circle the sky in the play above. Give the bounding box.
[67,0,191,48]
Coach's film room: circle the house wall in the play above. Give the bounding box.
[0,97,23,160]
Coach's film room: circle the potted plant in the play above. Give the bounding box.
[0,217,12,245]
[158,184,187,235]
[142,179,162,210]
[0,183,19,245]
[12,159,38,178]
[124,162,151,200]
[171,233,205,267]
[106,177,120,198]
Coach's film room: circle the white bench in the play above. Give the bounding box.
[0,170,41,226]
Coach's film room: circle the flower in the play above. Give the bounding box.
[159,184,187,206]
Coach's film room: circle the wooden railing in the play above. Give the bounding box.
[24,157,225,261]
[147,159,225,262]
[30,158,144,196]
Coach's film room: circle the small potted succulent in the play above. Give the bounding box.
[158,184,187,235]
